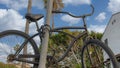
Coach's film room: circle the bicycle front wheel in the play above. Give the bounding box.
[0,30,39,68]
[81,39,119,68]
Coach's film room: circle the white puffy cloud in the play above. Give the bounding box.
[0,9,44,32]
[33,36,41,46]
[63,0,91,5]
[0,0,44,10]
[0,43,12,54]
[29,18,44,33]
[108,0,120,13]
[0,9,44,56]
[29,20,44,45]
[88,25,106,33]
[95,12,106,22]
[0,9,26,31]
[0,43,12,63]
[61,15,80,25]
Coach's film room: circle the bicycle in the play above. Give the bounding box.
[0,4,119,68]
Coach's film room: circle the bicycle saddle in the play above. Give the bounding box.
[25,13,44,22]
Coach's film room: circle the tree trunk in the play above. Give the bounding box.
[38,0,53,68]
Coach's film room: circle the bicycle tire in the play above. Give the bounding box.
[0,30,39,68]
[81,39,119,68]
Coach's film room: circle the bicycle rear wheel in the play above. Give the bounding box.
[0,30,39,68]
[81,39,119,68]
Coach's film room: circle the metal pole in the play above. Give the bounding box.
[38,0,53,68]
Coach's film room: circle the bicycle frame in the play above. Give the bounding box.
[13,4,94,64]
[13,18,89,65]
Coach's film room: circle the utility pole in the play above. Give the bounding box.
[22,0,32,68]
[38,0,53,68]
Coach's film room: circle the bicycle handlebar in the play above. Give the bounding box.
[52,4,94,18]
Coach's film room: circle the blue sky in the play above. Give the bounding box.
[0,0,120,33]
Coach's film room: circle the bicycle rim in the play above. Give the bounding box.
[81,39,119,68]
[0,30,39,68]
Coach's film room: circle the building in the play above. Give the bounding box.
[101,12,120,66]
[102,12,120,55]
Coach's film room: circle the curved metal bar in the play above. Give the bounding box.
[52,4,94,18]
[52,26,86,30]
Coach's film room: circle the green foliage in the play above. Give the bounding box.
[47,30,103,67]
[90,31,103,40]
[14,44,20,51]
[74,64,82,68]
[50,32,69,46]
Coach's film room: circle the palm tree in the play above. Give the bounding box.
[22,0,32,68]
[43,0,64,10]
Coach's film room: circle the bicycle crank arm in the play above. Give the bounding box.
[14,58,38,64]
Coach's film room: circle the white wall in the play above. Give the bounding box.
[102,12,120,55]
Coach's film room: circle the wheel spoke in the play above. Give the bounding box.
[0,30,39,68]
[81,39,118,68]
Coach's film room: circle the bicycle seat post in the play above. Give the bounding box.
[34,21,42,43]
[35,21,40,31]
[82,17,88,32]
